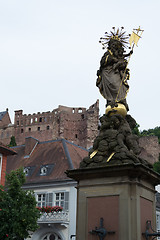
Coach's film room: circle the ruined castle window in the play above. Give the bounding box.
[81,114,84,119]
[39,117,42,122]
[21,120,23,126]
[21,129,23,133]
[44,117,47,122]
[31,118,33,124]
[38,127,40,131]
[57,119,60,124]
[72,108,75,113]
[47,125,50,130]
[6,132,9,137]
[35,117,37,123]
[75,134,78,138]
[1,132,3,138]
[17,120,19,126]
[28,128,31,132]
[78,108,82,113]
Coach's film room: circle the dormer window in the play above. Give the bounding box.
[23,166,35,176]
[40,166,48,175]
[24,167,30,176]
[39,164,54,176]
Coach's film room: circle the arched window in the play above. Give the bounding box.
[40,166,48,175]
[78,108,82,113]
[81,114,84,119]
[42,233,62,240]
[24,167,30,176]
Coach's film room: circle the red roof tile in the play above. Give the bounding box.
[0,142,17,156]
[6,139,88,184]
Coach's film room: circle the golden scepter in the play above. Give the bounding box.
[115,26,144,104]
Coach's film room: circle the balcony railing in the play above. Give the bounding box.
[38,211,69,223]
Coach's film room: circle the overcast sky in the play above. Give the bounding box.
[0,0,159,130]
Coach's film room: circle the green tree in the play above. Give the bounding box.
[153,154,160,174]
[140,126,160,144]
[132,123,141,136]
[0,168,40,240]
[8,136,17,147]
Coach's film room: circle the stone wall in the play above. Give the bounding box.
[1,105,160,164]
[0,101,99,149]
[139,136,160,164]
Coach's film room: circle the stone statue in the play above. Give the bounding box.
[96,29,133,111]
[96,39,132,110]
[80,27,151,169]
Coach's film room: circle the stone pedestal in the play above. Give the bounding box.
[66,163,160,240]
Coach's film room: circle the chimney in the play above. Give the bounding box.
[25,137,39,157]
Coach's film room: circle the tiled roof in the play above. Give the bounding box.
[0,142,17,155]
[0,111,7,121]
[6,139,88,184]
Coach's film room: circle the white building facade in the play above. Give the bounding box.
[7,138,88,240]
[24,180,77,240]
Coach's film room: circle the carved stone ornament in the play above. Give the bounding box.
[80,114,152,168]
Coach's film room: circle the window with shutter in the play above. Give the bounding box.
[64,192,69,211]
[54,192,69,211]
[46,193,53,207]
[36,193,54,207]
[37,193,46,207]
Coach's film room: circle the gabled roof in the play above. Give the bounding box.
[0,111,7,121]
[6,139,88,184]
[0,142,17,156]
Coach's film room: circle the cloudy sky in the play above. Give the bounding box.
[0,0,159,130]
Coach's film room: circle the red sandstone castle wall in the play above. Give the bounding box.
[0,101,99,149]
[138,136,160,164]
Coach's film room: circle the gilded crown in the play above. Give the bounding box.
[99,27,130,49]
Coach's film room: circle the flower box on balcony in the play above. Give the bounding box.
[37,205,63,213]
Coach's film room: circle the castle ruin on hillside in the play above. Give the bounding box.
[0,100,99,149]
